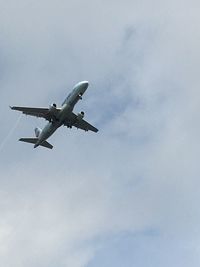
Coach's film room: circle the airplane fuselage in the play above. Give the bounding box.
[34,81,89,148]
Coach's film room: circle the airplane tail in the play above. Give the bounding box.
[19,138,53,149]
[35,127,42,137]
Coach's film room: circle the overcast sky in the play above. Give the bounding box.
[0,0,200,266]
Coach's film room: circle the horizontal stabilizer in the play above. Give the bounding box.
[40,141,53,149]
[19,138,38,145]
[19,138,53,149]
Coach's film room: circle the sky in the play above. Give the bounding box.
[0,0,200,266]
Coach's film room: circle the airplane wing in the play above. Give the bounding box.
[10,106,60,121]
[74,119,98,132]
[64,112,98,133]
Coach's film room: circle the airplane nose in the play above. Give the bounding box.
[81,81,89,89]
[74,81,89,93]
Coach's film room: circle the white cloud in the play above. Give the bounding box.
[0,0,200,266]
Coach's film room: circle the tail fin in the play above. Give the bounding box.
[35,127,42,137]
[19,138,53,149]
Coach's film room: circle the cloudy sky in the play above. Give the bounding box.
[0,0,200,266]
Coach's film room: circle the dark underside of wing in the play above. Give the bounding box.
[64,112,98,133]
[11,106,98,132]
[10,106,59,121]
[74,119,98,132]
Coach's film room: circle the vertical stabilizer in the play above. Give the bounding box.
[35,127,42,137]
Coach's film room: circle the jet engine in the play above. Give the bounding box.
[77,111,84,120]
[49,103,57,116]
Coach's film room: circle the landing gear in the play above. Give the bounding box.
[49,117,59,123]
[78,93,83,100]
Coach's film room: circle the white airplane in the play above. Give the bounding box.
[10,81,98,149]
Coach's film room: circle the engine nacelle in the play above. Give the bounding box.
[77,111,85,121]
[49,103,57,116]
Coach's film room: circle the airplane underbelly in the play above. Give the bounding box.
[39,123,58,143]
[59,104,72,122]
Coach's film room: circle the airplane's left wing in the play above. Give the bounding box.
[10,106,60,121]
[74,119,98,132]
[64,112,98,133]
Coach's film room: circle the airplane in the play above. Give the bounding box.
[10,81,98,149]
